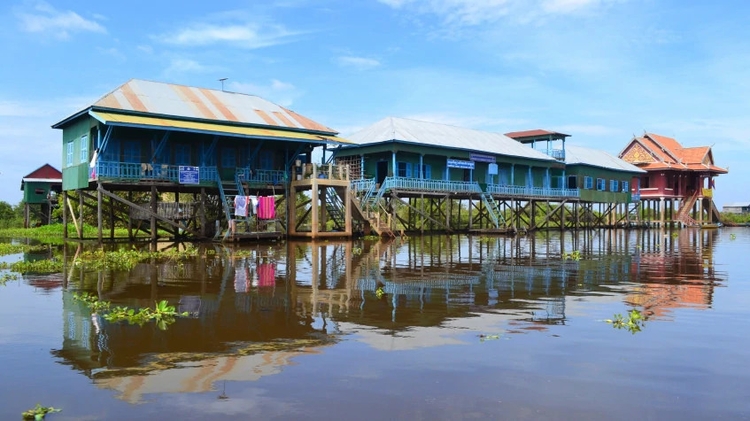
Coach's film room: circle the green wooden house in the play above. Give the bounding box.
[19,164,62,227]
[51,79,350,240]
[563,145,645,203]
[333,117,569,198]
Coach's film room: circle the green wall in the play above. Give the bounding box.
[61,117,95,191]
[567,164,637,203]
[23,181,53,204]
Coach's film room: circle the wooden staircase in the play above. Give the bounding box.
[675,190,700,227]
[480,191,506,229]
[350,182,394,238]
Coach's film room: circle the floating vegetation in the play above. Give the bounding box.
[375,285,386,299]
[362,235,380,241]
[605,309,645,334]
[22,404,61,420]
[730,233,737,240]
[563,250,582,261]
[9,259,64,274]
[0,272,19,286]
[73,292,187,330]
[478,334,500,342]
[352,246,362,256]
[0,243,38,256]
[75,245,205,272]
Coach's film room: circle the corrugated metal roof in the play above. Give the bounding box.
[90,111,353,144]
[565,145,646,173]
[723,202,750,207]
[505,129,570,139]
[345,117,557,162]
[86,79,337,134]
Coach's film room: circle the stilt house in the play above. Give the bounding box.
[618,133,727,226]
[51,79,351,241]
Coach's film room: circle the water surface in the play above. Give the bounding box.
[0,228,747,420]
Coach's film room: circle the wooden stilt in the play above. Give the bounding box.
[63,191,68,239]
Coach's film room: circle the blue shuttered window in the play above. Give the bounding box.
[174,144,191,165]
[222,148,237,168]
[80,135,88,164]
[610,180,619,192]
[259,150,273,170]
[123,141,140,163]
[596,178,605,191]
[622,181,629,192]
[584,176,593,189]
[66,141,74,166]
[397,162,412,177]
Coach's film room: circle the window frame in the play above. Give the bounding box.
[596,178,606,191]
[80,135,88,164]
[584,176,593,189]
[66,141,74,166]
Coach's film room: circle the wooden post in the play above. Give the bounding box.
[200,188,207,238]
[150,185,157,242]
[344,186,352,236]
[127,191,134,240]
[97,182,103,243]
[63,191,68,239]
[109,195,115,240]
[311,180,319,238]
[78,190,84,239]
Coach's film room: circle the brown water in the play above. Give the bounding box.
[1,229,747,420]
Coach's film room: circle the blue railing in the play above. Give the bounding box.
[485,184,579,198]
[385,177,482,193]
[371,177,579,198]
[236,168,287,185]
[631,192,641,202]
[351,178,376,194]
[95,160,219,183]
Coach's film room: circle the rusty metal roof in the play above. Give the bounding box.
[56,79,337,135]
[504,129,570,141]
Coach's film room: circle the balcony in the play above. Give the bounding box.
[358,176,580,198]
[94,161,218,183]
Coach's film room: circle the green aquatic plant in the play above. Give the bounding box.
[72,292,111,313]
[74,293,187,330]
[0,272,19,286]
[563,250,582,261]
[352,246,362,256]
[605,309,645,334]
[0,243,27,256]
[730,233,737,240]
[9,259,64,274]
[22,404,61,420]
[478,334,500,342]
[375,286,386,299]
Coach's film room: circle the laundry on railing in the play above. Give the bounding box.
[234,196,249,217]
[257,196,276,220]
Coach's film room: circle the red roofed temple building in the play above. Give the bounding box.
[619,133,727,226]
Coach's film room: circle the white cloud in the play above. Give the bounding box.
[228,79,301,106]
[336,56,381,70]
[164,58,218,75]
[157,22,298,49]
[378,0,618,27]
[15,0,106,39]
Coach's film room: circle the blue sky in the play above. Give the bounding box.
[1,0,748,208]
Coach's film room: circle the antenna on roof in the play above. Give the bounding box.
[218,78,228,92]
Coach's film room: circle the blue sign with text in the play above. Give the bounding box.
[179,166,200,184]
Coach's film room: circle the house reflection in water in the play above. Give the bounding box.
[52,230,726,401]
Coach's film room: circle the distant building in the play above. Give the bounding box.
[722,203,750,214]
[20,163,62,228]
[619,132,727,226]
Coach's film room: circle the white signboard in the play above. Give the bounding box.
[447,159,474,170]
